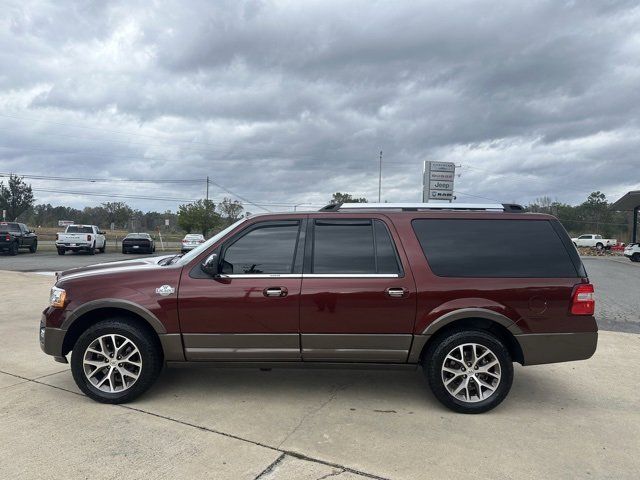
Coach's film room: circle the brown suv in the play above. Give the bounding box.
[40,203,597,413]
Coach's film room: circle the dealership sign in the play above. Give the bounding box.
[423,161,456,202]
[58,220,74,227]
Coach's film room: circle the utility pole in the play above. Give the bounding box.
[378,150,382,202]
[206,176,209,201]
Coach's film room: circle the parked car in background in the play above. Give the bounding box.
[0,222,38,255]
[122,233,155,254]
[40,203,597,414]
[571,234,617,249]
[56,225,106,255]
[624,243,640,262]
[181,233,205,253]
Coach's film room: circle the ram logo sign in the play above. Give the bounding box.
[423,161,456,202]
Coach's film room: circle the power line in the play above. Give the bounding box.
[32,188,198,203]
[0,172,202,184]
[207,177,272,212]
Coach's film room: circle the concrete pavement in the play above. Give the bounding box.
[1,271,639,479]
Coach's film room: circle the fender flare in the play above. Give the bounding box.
[408,308,523,363]
[421,307,522,335]
[61,299,167,334]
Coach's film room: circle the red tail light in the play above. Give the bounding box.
[4,234,9,242]
[87,235,92,241]
[571,284,595,315]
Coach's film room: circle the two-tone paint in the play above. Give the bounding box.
[41,211,598,367]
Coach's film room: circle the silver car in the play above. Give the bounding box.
[181,233,205,253]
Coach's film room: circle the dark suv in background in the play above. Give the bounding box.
[0,222,38,255]
[40,203,597,413]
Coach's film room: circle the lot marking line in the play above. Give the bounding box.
[0,368,389,480]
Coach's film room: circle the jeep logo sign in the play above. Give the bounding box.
[423,161,456,202]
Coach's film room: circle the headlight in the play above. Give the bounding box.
[49,286,67,308]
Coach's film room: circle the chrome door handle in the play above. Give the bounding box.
[386,287,407,298]
[263,287,288,297]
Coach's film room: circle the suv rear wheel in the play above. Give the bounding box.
[423,329,513,414]
[70,319,162,403]
[9,241,18,256]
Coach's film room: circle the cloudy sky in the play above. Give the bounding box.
[1,0,639,213]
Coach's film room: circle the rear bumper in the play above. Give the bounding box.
[516,332,598,366]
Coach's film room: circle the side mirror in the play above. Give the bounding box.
[200,253,219,276]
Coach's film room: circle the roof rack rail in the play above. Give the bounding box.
[318,202,524,212]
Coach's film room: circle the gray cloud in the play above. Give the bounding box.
[1,0,639,212]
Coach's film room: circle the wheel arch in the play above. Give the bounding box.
[412,310,524,365]
[61,303,166,357]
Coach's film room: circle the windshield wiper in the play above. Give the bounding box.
[158,254,183,266]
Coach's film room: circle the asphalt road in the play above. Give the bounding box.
[1,252,638,333]
[1,271,639,479]
[583,257,640,333]
[0,250,178,272]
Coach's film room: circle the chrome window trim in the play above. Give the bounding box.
[304,273,399,278]
[220,274,302,278]
[219,273,400,279]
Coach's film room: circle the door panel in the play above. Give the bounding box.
[178,219,305,361]
[299,216,417,362]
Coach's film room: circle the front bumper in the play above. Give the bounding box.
[39,314,67,362]
[515,332,598,365]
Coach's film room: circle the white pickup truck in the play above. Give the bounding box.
[571,234,617,250]
[56,225,106,255]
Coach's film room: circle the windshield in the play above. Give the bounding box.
[176,218,247,265]
[66,226,93,233]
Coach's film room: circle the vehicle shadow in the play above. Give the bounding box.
[136,362,586,414]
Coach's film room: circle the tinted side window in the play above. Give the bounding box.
[312,219,401,274]
[222,222,300,274]
[412,219,578,278]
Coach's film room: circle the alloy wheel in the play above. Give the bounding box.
[441,343,501,403]
[83,334,142,393]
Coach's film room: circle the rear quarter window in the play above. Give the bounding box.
[412,218,579,278]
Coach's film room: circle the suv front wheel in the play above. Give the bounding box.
[70,319,162,403]
[423,329,513,414]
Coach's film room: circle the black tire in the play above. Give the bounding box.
[29,240,37,253]
[57,248,65,255]
[9,242,18,256]
[99,243,106,253]
[595,242,604,250]
[70,319,163,404]
[122,247,127,254]
[422,329,513,414]
[632,253,640,262]
[88,242,96,255]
